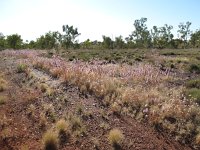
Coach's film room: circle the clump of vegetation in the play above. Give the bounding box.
[0,95,7,105]
[188,64,200,74]
[17,63,28,73]
[186,78,200,89]
[68,114,86,137]
[43,104,56,122]
[185,88,200,104]
[0,75,7,92]
[39,112,47,129]
[56,119,70,143]
[108,128,124,148]
[42,130,58,150]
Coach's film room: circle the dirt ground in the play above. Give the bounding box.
[0,54,192,150]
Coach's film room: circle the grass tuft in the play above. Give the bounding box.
[42,130,58,150]
[108,128,124,148]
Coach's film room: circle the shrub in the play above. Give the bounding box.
[42,130,58,150]
[189,64,200,74]
[186,78,200,89]
[108,128,124,148]
[17,63,28,73]
[185,88,200,104]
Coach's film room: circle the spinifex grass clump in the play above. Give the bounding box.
[0,74,7,92]
[42,130,58,150]
[108,128,124,149]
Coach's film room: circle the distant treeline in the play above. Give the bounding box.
[1,18,200,50]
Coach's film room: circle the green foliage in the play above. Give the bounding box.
[186,78,200,89]
[17,63,28,73]
[0,33,6,50]
[178,22,192,48]
[35,31,60,49]
[130,17,151,48]
[114,35,125,49]
[190,29,200,48]
[151,24,174,49]
[62,25,80,49]
[189,64,200,74]
[185,88,200,104]
[102,35,113,49]
[6,34,22,49]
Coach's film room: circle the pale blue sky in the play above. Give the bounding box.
[0,0,200,42]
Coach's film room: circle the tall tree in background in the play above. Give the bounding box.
[62,25,80,49]
[114,35,125,49]
[102,35,113,49]
[0,33,6,50]
[178,21,192,48]
[6,34,22,49]
[190,29,200,48]
[130,17,151,48]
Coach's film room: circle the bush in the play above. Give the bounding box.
[108,128,124,148]
[17,63,28,73]
[186,78,200,89]
[42,130,58,150]
[185,88,200,104]
[189,64,200,74]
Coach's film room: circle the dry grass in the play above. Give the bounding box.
[3,50,200,147]
[0,95,7,105]
[56,119,69,134]
[108,128,124,147]
[42,130,58,150]
[0,75,7,92]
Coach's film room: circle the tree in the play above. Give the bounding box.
[130,17,151,48]
[114,36,125,49]
[102,35,113,49]
[178,21,192,48]
[190,29,200,48]
[0,33,6,50]
[35,31,61,49]
[6,34,23,49]
[81,39,92,49]
[62,25,80,49]
[151,24,174,49]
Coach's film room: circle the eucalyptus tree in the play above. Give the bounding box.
[62,25,80,49]
[190,29,200,48]
[114,35,125,49]
[0,33,6,50]
[102,35,113,49]
[178,21,192,48]
[130,17,151,48]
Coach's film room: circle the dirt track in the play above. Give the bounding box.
[0,55,192,150]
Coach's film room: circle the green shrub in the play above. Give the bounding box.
[185,88,200,104]
[189,64,200,74]
[17,63,28,73]
[186,78,200,89]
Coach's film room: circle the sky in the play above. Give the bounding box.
[0,0,200,42]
